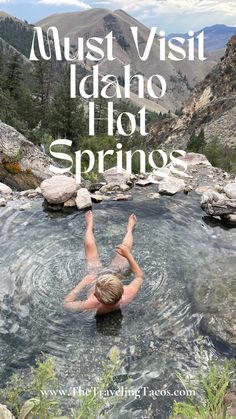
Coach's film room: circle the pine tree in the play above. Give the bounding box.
[51,66,86,147]
[5,54,23,98]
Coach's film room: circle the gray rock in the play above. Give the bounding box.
[0,198,6,207]
[63,198,77,208]
[41,175,77,204]
[103,167,131,185]
[224,182,236,199]
[100,182,130,194]
[0,182,12,194]
[76,188,92,210]
[159,177,185,195]
[113,194,132,201]
[148,193,160,200]
[0,122,58,190]
[136,179,152,187]
[19,203,32,211]
[201,191,236,216]
[88,182,106,193]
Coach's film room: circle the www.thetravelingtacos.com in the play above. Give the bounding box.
[41,386,195,399]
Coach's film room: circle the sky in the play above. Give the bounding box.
[0,0,236,33]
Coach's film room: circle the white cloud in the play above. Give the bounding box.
[0,0,10,3]
[108,0,236,17]
[38,0,91,10]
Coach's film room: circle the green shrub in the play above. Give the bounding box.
[171,360,235,419]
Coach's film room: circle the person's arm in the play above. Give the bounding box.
[63,274,96,312]
[115,244,144,300]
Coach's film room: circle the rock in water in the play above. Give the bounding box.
[76,188,92,210]
[224,182,236,199]
[0,198,6,207]
[159,177,185,195]
[41,175,77,204]
[0,122,56,190]
[0,404,15,418]
[191,267,236,351]
[0,182,13,194]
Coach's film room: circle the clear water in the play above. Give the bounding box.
[0,187,235,418]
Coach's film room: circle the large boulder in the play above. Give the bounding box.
[224,182,236,199]
[103,167,131,185]
[0,122,57,190]
[41,175,76,204]
[76,188,92,210]
[159,177,185,195]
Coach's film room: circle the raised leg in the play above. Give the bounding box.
[84,210,102,271]
[110,214,137,272]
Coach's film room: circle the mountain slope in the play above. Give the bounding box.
[167,24,236,52]
[36,8,218,112]
[147,34,236,150]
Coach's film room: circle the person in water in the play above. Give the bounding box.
[63,210,144,315]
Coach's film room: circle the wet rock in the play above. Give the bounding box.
[19,203,32,211]
[201,191,236,216]
[63,198,76,208]
[0,198,6,207]
[136,179,152,187]
[148,193,160,200]
[191,274,236,350]
[103,167,131,185]
[90,194,104,203]
[184,185,193,194]
[43,200,64,212]
[20,189,39,198]
[41,175,77,204]
[76,188,92,210]
[179,152,212,167]
[0,404,15,418]
[113,194,132,201]
[0,122,58,190]
[88,182,106,193]
[224,182,236,199]
[159,177,185,195]
[0,182,12,194]
[221,214,236,226]
[100,182,130,194]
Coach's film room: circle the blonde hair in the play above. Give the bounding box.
[95,274,124,305]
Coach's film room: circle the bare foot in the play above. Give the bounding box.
[127,213,137,230]
[85,210,93,228]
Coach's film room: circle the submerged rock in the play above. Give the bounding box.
[191,273,236,351]
[159,177,185,195]
[41,175,77,204]
[76,188,92,210]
